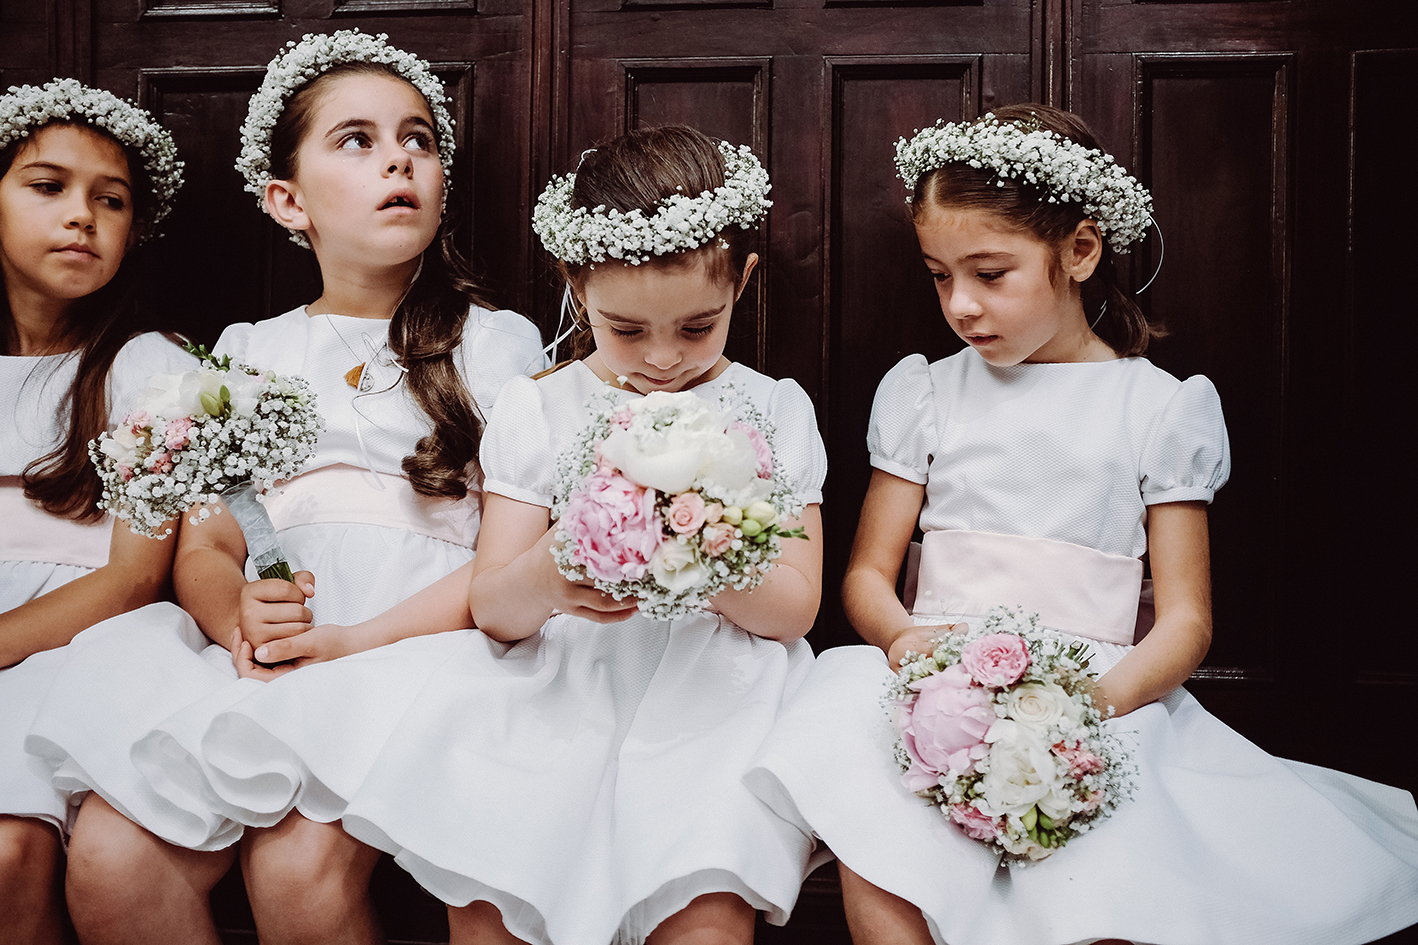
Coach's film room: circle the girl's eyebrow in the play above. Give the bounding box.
[597,306,725,325]
[325,115,436,139]
[16,160,132,191]
[921,250,1016,264]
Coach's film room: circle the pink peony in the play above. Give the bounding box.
[666,492,708,535]
[561,471,660,583]
[1054,741,1106,778]
[961,633,1031,688]
[700,522,736,557]
[730,420,773,478]
[900,663,995,786]
[164,416,194,450]
[949,803,1000,841]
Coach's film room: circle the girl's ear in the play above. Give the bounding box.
[733,252,760,301]
[1063,220,1103,283]
[264,179,310,234]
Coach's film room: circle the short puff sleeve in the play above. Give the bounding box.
[479,375,557,507]
[866,354,936,485]
[458,308,548,416]
[765,378,827,507]
[1139,374,1231,505]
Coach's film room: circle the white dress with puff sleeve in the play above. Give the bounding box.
[24,307,544,849]
[746,350,1418,945]
[184,360,828,945]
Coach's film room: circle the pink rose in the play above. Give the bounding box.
[561,471,660,583]
[666,492,708,535]
[164,416,194,450]
[1053,741,1105,778]
[702,502,723,525]
[730,420,773,478]
[700,522,736,557]
[961,633,1031,688]
[949,803,1000,841]
[900,664,995,786]
[144,449,173,473]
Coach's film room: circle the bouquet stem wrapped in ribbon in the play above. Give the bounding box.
[888,607,1135,862]
[552,388,806,621]
[89,345,323,582]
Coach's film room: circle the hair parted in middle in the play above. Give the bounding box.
[911,103,1160,357]
[265,58,497,501]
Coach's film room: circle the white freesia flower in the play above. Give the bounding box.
[649,540,709,593]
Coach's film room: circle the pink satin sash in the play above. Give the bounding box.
[0,478,112,569]
[260,464,480,550]
[912,529,1142,646]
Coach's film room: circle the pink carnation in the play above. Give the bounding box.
[124,410,150,433]
[144,449,173,473]
[117,464,133,482]
[611,406,634,430]
[899,664,994,788]
[666,492,707,535]
[164,416,194,450]
[1054,741,1106,778]
[731,421,773,478]
[701,521,736,557]
[961,632,1031,688]
[561,470,660,583]
[949,803,1000,841]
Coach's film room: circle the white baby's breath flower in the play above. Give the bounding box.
[895,114,1152,253]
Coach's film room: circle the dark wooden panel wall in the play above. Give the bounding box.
[2,0,1415,799]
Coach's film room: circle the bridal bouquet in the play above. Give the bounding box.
[89,346,323,578]
[552,389,806,621]
[888,607,1134,862]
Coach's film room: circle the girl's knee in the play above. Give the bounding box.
[0,815,62,893]
[243,815,377,908]
[647,892,755,945]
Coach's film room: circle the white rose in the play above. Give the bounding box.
[977,719,1062,818]
[649,540,709,594]
[1005,681,1076,732]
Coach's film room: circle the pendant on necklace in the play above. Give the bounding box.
[345,363,366,389]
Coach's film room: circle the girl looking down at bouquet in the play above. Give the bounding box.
[25,30,544,945]
[161,123,826,945]
[0,78,190,944]
[746,103,1418,945]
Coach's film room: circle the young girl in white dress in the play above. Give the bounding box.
[746,103,1418,945]
[0,79,190,944]
[24,31,544,945]
[165,124,827,945]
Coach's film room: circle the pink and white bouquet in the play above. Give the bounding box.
[888,606,1134,861]
[552,389,806,621]
[89,346,322,578]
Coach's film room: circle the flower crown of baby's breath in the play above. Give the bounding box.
[896,114,1153,253]
[532,141,771,265]
[0,78,183,239]
[236,30,455,249]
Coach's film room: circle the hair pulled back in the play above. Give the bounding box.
[1,123,171,522]
[269,61,496,500]
[913,103,1158,357]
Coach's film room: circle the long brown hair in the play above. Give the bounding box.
[552,125,760,363]
[1,123,172,522]
[912,103,1159,357]
[270,61,498,499]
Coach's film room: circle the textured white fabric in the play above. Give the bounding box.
[1,333,194,830]
[24,307,544,849]
[748,348,1418,945]
[184,360,827,945]
[867,351,1230,558]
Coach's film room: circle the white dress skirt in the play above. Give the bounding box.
[1,334,195,834]
[23,306,545,850]
[181,362,830,945]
